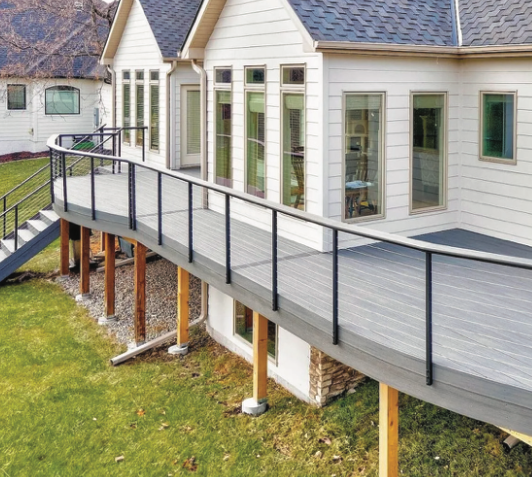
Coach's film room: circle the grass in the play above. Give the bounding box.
[1,276,532,476]
[0,157,49,198]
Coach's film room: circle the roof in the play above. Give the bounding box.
[139,0,202,58]
[0,0,115,79]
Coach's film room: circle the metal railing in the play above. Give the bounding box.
[48,133,532,387]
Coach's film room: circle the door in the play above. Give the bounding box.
[180,85,201,167]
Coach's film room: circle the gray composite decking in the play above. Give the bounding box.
[53,167,532,435]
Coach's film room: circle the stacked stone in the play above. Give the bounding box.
[309,347,366,406]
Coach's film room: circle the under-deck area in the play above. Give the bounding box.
[51,158,532,436]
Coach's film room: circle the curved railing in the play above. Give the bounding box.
[48,133,532,392]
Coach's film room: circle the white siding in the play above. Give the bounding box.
[113,0,170,168]
[207,286,311,402]
[99,82,113,128]
[459,58,532,246]
[326,54,461,243]
[203,0,325,250]
[0,78,103,155]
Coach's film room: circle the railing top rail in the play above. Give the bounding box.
[47,134,532,272]
[0,162,50,203]
[0,181,51,219]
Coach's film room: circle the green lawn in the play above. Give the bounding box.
[1,278,532,476]
[0,157,49,197]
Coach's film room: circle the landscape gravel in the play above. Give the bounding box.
[58,256,201,345]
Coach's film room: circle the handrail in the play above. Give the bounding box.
[0,181,51,220]
[0,162,50,204]
[47,134,532,272]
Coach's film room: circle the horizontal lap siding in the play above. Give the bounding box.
[460,59,532,246]
[326,55,461,242]
[113,0,169,168]
[204,0,324,249]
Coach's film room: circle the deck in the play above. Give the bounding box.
[52,164,532,435]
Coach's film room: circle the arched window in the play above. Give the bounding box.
[45,86,80,115]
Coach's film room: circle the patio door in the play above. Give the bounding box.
[180,85,201,167]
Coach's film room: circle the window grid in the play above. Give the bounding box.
[214,67,233,187]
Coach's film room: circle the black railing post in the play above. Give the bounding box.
[272,210,278,311]
[49,149,55,204]
[112,132,116,157]
[118,130,122,158]
[157,172,162,245]
[142,128,146,162]
[426,252,433,386]
[188,182,193,263]
[3,196,6,239]
[128,163,136,231]
[90,157,96,220]
[62,152,68,212]
[14,205,18,251]
[225,194,231,284]
[332,229,339,345]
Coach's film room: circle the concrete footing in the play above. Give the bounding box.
[242,398,268,416]
[98,315,117,325]
[168,344,189,356]
[75,293,91,302]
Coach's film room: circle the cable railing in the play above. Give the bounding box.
[48,133,532,389]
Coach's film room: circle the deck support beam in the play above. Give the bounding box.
[379,382,399,477]
[242,311,269,415]
[99,233,116,324]
[77,226,91,300]
[134,241,147,346]
[60,219,69,278]
[169,266,190,356]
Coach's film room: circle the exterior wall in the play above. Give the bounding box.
[207,286,311,402]
[172,61,201,170]
[113,0,170,168]
[0,78,103,155]
[326,54,461,243]
[99,81,113,129]
[203,0,326,250]
[459,58,532,246]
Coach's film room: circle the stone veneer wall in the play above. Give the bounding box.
[309,347,366,406]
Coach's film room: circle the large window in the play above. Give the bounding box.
[245,67,265,198]
[135,70,145,146]
[149,70,159,152]
[215,68,232,187]
[45,86,80,115]
[234,301,277,360]
[344,93,384,221]
[122,71,131,144]
[481,92,516,163]
[7,84,26,110]
[281,66,305,210]
[411,93,447,212]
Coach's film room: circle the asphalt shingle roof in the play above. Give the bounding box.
[139,0,202,58]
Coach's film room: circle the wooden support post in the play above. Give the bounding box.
[253,311,268,403]
[177,266,189,346]
[379,383,399,477]
[134,241,147,345]
[79,226,90,296]
[104,233,115,319]
[60,218,69,277]
[100,231,106,252]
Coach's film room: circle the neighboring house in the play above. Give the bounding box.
[178,0,532,403]
[0,0,115,155]
[100,0,202,170]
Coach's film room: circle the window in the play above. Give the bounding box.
[480,92,516,163]
[122,71,131,144]
[281,66,305,209]
[411,93,447,212]
[214,68,232,187]
[45,86,80,115]
[180,86,201,167]
[135,70,145,146]
[245,67,265,198]
[215,68,232,85]
[344,93,385,221]
[149,70,159,152]
[7,84,26,110]
[234,301,277,359]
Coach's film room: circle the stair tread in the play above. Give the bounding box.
[0,249,7,262]
[40,210,59,223]
[27,219,48,232]
[2,239,15,254]
[18,229,35,242]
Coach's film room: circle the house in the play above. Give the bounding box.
[100,0,202,170]
[0,0,115,156]
[35,0,532,472]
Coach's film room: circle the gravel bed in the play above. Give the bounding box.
[58,256,201,344]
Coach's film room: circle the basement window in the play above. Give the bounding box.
[7,84,26,110]
[234,301,277,360]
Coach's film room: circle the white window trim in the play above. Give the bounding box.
[280,64,306,210]
[6,84,27,111]
[342,91,387,223]
[135,70,145,148]
[214,67,232,187]
[149,70,160,153]
[409,91,449,215]
[122,70,131,145]
[244,65,267,198]
[479,90,518,165]
[44,86,80,116]
[180,84,201,167]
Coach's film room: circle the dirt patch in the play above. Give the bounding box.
[0,151,48,164]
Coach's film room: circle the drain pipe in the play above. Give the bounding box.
[191,59,208,191]
[503,435,522,452]
[110,281,209,366]
[106,65,116,128]
[166,60,178,169]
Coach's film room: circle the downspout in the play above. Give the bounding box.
[191,59,207,182]
[106,65,116,128]
[166,60,178,169]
